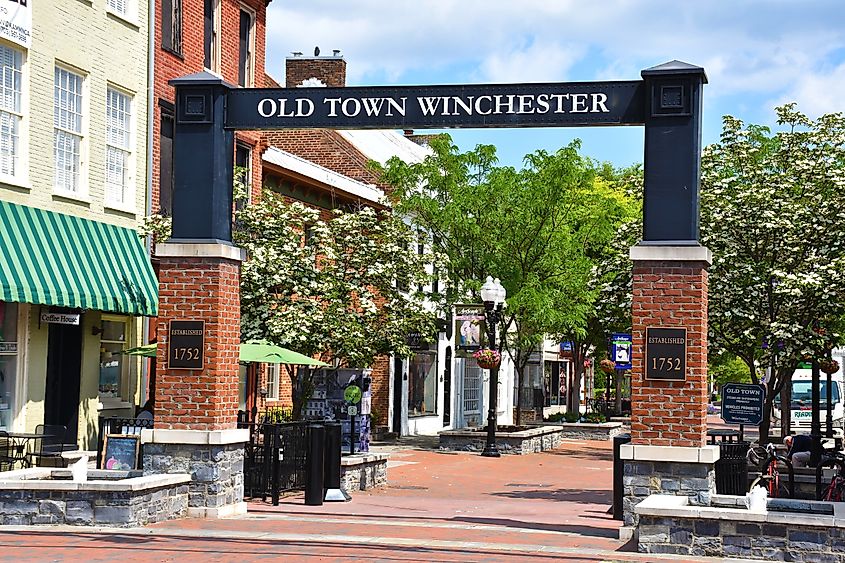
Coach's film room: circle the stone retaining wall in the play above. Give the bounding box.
[0,469,190,527]
[144,442,244,513]
[340,453,388,491]
[439,426,563,454]
[623,459,715,527]
[636,494,845,560]
[535,422,625,441]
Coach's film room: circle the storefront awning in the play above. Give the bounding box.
[0,200,158,316]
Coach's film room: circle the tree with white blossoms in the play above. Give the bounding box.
[233,191,437,419]
[701,103,845,441]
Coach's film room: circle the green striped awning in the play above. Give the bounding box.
[0,200,158,316]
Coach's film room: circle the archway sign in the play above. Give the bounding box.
[158,61,713,524]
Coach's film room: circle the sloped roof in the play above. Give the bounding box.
[339,130,433,166]
[262,146,385,205]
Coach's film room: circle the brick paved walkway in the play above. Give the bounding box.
[0,439,754,562]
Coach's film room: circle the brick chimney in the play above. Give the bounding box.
[286,52,347,88]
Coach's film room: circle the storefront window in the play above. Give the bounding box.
[408,352,437,416]
[99,317,127,398]
[0,303,17,430]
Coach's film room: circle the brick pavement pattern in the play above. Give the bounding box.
[0,440,754,562]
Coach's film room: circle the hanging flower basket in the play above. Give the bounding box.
[473,348,501,370]
[819,359,840,375]
[599,359,616,374]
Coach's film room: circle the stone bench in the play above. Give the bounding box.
[341,452,388,491]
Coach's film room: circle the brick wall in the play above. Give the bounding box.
[285,56,346,88]
[155,256,241,430]
[630,261,709,447]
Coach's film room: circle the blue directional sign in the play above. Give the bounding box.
[611,333,633,370]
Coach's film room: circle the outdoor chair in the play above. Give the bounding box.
[0,431,14,471]
[29,424,67,468]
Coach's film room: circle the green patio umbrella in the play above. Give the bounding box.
[121,343,157,357]
[239,341,329,366]
[122,341,328,366]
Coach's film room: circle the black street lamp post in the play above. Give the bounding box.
[480,276,506,458]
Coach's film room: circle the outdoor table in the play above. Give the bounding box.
[6,432,47,468]
[706,428,741,444]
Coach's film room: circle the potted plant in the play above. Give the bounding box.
[599,358,616,374]
[820,358,840,375]
[473,348,501,370]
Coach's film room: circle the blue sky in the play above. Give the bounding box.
[264,1,845,170]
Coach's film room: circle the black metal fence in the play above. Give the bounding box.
[97,417,154,469]
[239,419,313,505]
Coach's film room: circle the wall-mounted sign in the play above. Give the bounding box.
[168,320,205,370]
[454,304,486,351]
[0,0,31,48]
[611,333,633,370]
[0,342,16,353]
[40,312,80,325]
[644,327,686,381]
[226,81,646,131]
[406,331,432,351]
[721,383,766,425]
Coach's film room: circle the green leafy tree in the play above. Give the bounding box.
[556,166,642,414]
[378,135,631,424]
[701,104,845,441]
[233,191,437,418]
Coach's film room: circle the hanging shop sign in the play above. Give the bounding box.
[0,0,31,48]
[721,383,766,425]
[168,320,205,370]
[644,327,686,381]
[40,312,80,325]
[611,333,633,370]
[454,304,486,351]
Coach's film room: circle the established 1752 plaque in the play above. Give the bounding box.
[644,327,686,381]
[168,320,205,369]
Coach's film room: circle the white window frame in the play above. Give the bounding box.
[106,0,137,25]
[265,363,280,401]
[53,64,87,199]
[0,43,25,187]
[104,85,135,212]
[237,4,256,87]
[205,0,222,74]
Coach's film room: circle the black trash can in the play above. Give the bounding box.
[715,441,749,495]
[613,433,631,520]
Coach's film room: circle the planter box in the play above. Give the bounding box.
[438,425,563,454]
[533,421,624,441]
[0,468,190,527]
[636,493,845,560]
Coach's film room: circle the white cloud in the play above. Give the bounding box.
[477,41,586,83]
[774,62,845,117]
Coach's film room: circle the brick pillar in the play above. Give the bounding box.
[630,259,709,447]
[155,250,241,430]
[620,245,719,531]
[144,242,249,519]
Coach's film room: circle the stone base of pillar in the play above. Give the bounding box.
[620,444,719,528]
[142,428,248,519]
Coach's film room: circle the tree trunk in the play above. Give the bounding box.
[779,380,791,439]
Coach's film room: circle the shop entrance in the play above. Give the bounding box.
[44,321,82,443]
